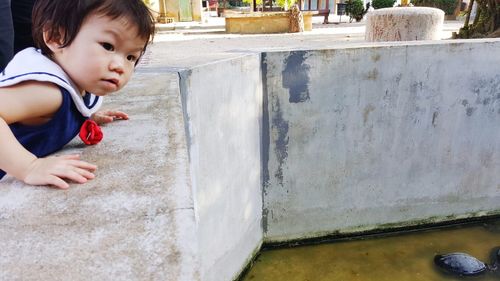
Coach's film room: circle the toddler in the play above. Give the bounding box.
[0,0,155,189]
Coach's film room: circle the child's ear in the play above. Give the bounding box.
[42,28,64,54]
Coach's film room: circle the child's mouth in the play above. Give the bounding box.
[103,79,119,88]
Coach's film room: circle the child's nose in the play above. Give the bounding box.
[109,55,125,74]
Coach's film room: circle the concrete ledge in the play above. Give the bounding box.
[0,72,199,281]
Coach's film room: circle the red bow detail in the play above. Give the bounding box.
[79,119,103,145]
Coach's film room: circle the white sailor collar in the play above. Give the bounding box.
[0,47,102,117]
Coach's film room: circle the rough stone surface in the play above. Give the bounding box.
[0,72,200,281]
[365,7,444,41]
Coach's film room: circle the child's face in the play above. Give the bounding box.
[50,13,147,96]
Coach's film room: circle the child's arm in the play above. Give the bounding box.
[0,81,96,189]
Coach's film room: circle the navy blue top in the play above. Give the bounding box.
[0,86,87,179]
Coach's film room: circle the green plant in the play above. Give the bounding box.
[275,0,297,9]
[241,0,295,9]
[242,0,263,7]
[346,0,365,21]
[372,0,396,8]
[411,0,456,14]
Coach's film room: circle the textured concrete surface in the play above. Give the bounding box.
[147,19,463,68]
[0,72,200,281]
[262,39,500,241]
[366,7,444,41]
[225,11,315,33]
[181,55,264,281]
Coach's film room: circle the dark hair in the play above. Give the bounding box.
[32,0,155,57]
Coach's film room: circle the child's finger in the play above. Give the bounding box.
[73,167,95,179]
[70,160,97,171]
[109,111,129,120]
[117,112,129,120]
[46,175,69,189]
[104,115,115,122]
[56,169,88,184]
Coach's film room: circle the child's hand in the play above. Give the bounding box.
[91,110,129,125]
[22,154,97,189]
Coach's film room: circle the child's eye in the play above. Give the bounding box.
[127,55,137,62]
[101,43,114,51]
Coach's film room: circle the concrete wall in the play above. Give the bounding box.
[179,55,264,281]
[262,40,500,242]
[0,54,265,281]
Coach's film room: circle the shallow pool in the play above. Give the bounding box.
[243,220,500,281]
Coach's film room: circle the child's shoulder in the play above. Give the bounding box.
[0,48,68,102]
[1,48,102,118]
[0,48,64,86]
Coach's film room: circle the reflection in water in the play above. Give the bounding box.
[243,221,500,281]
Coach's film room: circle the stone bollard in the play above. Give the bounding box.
[289,4,305,33]
[365,7,444,42]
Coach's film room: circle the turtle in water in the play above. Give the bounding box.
[434,247,500,277]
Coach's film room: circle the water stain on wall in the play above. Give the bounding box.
[365,68,379,80]
[272,98,289,187]
[469,75,500,116]
[282,51,310,103]
[363,104,376,125]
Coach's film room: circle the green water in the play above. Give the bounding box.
[243,221,500,281]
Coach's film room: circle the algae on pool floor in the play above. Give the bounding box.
[243,221,500,281]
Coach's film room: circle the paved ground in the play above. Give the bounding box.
[138,15,464,69]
